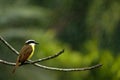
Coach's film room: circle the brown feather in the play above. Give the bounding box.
[19,45,32,64]
[12,57,19,73]
[12,44,32,73]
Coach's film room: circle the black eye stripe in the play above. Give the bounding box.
[27,41,35,44]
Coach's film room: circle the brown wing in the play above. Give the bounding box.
[18,45,32,64]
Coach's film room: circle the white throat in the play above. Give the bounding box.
[29,43,35,46]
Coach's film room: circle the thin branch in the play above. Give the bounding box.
[33,63,102,71]
[0,36,19,55]
[0,36,102,72]
[27,49,64,64]
[0,59,102,71]
[0,59,15,66]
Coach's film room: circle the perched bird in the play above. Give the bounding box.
[12,40,38,73]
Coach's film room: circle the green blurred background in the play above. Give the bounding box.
[0,0,120,80]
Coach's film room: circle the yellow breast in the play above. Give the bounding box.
[28,43,35,59]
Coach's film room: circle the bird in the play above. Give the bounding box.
[12,40,39,73]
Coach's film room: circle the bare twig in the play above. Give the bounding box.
[0,36,19,55]
[0,59,15,66]
[0,59,102,71]
[0,36,102,72]
[33,63,102,71]
[27,49,64,64]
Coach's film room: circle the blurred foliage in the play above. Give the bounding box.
[0,0,120,80]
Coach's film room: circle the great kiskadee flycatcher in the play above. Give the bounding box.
[12,40,38,73]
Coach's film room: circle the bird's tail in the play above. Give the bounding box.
[12,60,20,73]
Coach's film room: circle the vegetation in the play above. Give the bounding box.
[0,0,120,80]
